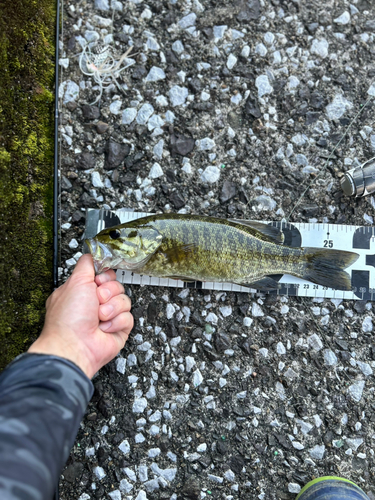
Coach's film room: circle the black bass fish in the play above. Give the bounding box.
[85,214,359,291]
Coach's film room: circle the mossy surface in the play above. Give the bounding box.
[0,1,56,370]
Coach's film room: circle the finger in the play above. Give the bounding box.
[107,328,131,355]
[112,330,130,352]
[95,269,117,285]
[97,281,125,304]
[71,255,95,283]
[99,311,134,334]
[99,294,132,321]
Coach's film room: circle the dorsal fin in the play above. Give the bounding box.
[228,219,285,245]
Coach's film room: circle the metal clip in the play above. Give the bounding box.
[341,157,375,197]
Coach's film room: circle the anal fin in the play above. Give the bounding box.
[234,276,281,291]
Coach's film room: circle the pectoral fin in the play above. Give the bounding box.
[117,253,156,271]
[229,219,284,244]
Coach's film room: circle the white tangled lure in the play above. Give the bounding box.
[78,43,135,105]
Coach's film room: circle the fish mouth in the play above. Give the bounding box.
[85,238,113,274]
[85,238,156,274]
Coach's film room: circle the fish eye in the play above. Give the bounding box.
[128,230,138,238]
[109,229,121,240]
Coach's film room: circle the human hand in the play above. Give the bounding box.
[28,254,133,378]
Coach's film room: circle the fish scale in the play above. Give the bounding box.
[138,216,310,284]
[139,215,280,282]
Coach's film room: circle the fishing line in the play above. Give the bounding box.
[288,93,374,367]
[286,92,375,222]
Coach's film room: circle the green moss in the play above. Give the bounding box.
[0,0,56,370]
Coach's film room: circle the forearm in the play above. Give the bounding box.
[0,353,93,500]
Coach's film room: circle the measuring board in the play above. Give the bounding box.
[84,209,375,300]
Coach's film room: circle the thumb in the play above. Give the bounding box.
[71,254,95,284]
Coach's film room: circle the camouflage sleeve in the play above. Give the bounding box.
[0,353,94,500]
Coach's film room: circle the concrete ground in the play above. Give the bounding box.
[58,0,375,498]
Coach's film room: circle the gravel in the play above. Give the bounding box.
[255,75,273,98]
[201,166,221,184]
[122,108,137,124]
[58,1,375,499]
[60,80,79,104]
[326,94,353,120]
[169,86,189,107]
[310,38,329,58]
[136,104,154,125]
[309,445,326,460]
[143,67,162,83]
[148,163,163,179]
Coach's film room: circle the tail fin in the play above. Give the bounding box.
[301,248,359,291]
